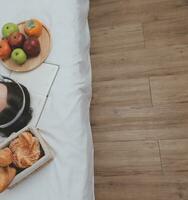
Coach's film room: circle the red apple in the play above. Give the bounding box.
[23,37,41,57]
[8,32,26,49]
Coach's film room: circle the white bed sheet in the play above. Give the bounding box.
[0,0,94,200]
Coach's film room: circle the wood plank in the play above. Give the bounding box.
[95,141,161,176]
[95,174,188,200]
[150,74,188,105]
[91,23,144,54]
[90,0,188,29]
[89,0,125,29]
[160,139,188,172]
[91,103,188,141]
[92,126,188,143]
[144,18,188,48]
[91,45,188,81]
[92,77,151,107]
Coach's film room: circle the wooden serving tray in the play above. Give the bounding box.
[1,21,51,72]
[0,126,53,189]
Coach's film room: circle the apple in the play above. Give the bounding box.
[23,37,40,57]
[0,39,12,59]
[2,23,19,38]
[11,48,27,65]
[8,32,26,49]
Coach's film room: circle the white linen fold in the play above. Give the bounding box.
[0,0,94,199]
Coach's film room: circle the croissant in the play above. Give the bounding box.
[0,148,13,167]
[0,166,16,193]
[9,132,41,169]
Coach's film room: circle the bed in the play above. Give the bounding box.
[0,0,94,200]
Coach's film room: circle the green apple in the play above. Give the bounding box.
[2,23,19,38]
[11,48,27,65]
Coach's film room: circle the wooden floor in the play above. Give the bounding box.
[89,0,188,199]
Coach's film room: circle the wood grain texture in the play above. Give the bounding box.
[89,0,188,199]
[92,77,151,107]
[95,174,188,200]
[91,45,188,82]
[91,23,144,54]
[150,74,188,105]
[90,0,188,29]
[91,103,188,141]
[95,141,161,176]
[144,18,188,48]
[160,139,188,172]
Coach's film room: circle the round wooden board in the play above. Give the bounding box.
[1,21,51,72]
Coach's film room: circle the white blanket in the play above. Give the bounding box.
[0,0,94,200]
